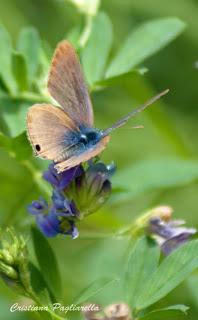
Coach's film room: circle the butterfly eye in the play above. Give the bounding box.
[35,144,41,151]
[79,134,88,145]
[86,131,98,141]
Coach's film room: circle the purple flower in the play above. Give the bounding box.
[28,195,79,239]
[148,217,196,255]
[43,163,83,190]
[27,198,48,215]
[28,160,115,238]
[34,209,61,237]
[52,189,80,217]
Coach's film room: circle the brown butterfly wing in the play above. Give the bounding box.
[55,135,110,173]
[48,41,94,128]
[27,104,78,162]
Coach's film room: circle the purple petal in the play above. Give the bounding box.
[101,180,111,194]
[27,198,48,215]
[43,164,59,187]
[161,230,196,255]
[36,211,61,237]
[71,225,79,239]
[167,220,185,227]
[149,217,177,239]
[59,165,84,190]
[52,190,65,210]
[43,164,84,190]
[69,200,80,217]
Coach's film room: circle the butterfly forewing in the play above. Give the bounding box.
[27,104,78,162]
[48,41,94,128]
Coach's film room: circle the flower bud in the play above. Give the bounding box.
[104,303,132,320]
[82,304,103,320]
[0,249,15,265]
[0,229,33,296]
[0,261,18,280]
[82,303,132,320]
[74,162,115,217]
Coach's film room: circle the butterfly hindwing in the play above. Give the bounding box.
[27,103,78,162]
[48,41,94,128]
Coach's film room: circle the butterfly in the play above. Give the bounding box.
[26,41,169,173]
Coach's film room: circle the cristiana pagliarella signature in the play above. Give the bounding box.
[10,302,99,313]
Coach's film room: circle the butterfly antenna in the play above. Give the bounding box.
[102,89,169,136]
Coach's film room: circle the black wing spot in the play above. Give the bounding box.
[35,144,41,151]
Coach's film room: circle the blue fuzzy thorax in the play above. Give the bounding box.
[78,126,103,147]
[65,126,103,152]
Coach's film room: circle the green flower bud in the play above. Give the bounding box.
[68,162,115,217]
[0,249,15,265]
[0,228,33,297]
[0,261,18,280]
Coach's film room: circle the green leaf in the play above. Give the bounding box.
[106,17,186,78]
[17,27,41,85]
[0,25,17,95]
[95,69,148,89]
[0,97,28,137]
[29,262,52,303]
[139,305,189,319]
[0,132,11,150]
[0,131,31,161]
[31,227,62,299]
[11,132,32,161]
[186,274,198,308]
[135,239,198,310]
[112,158,198,202]
[73,277,119,305]
[82,12,113,86]
[12,52,28,91]
[29,263,53,320]
[124,237,160,307]
[67,0,100,16]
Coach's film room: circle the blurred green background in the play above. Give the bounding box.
[1,0,198,319]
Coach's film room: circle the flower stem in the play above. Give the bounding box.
[15,91,51,103]
[79,14,93,48]
[29,291,68,320]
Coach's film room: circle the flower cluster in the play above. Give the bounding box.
[0,228,33,296]
[148,215,196,255]
[28,161,115,239]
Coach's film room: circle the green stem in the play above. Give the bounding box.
[79,14,93,48]
[29,291,67,320]
[47,309,67,320]
[15,91,51,103]
[1,90,51,104]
